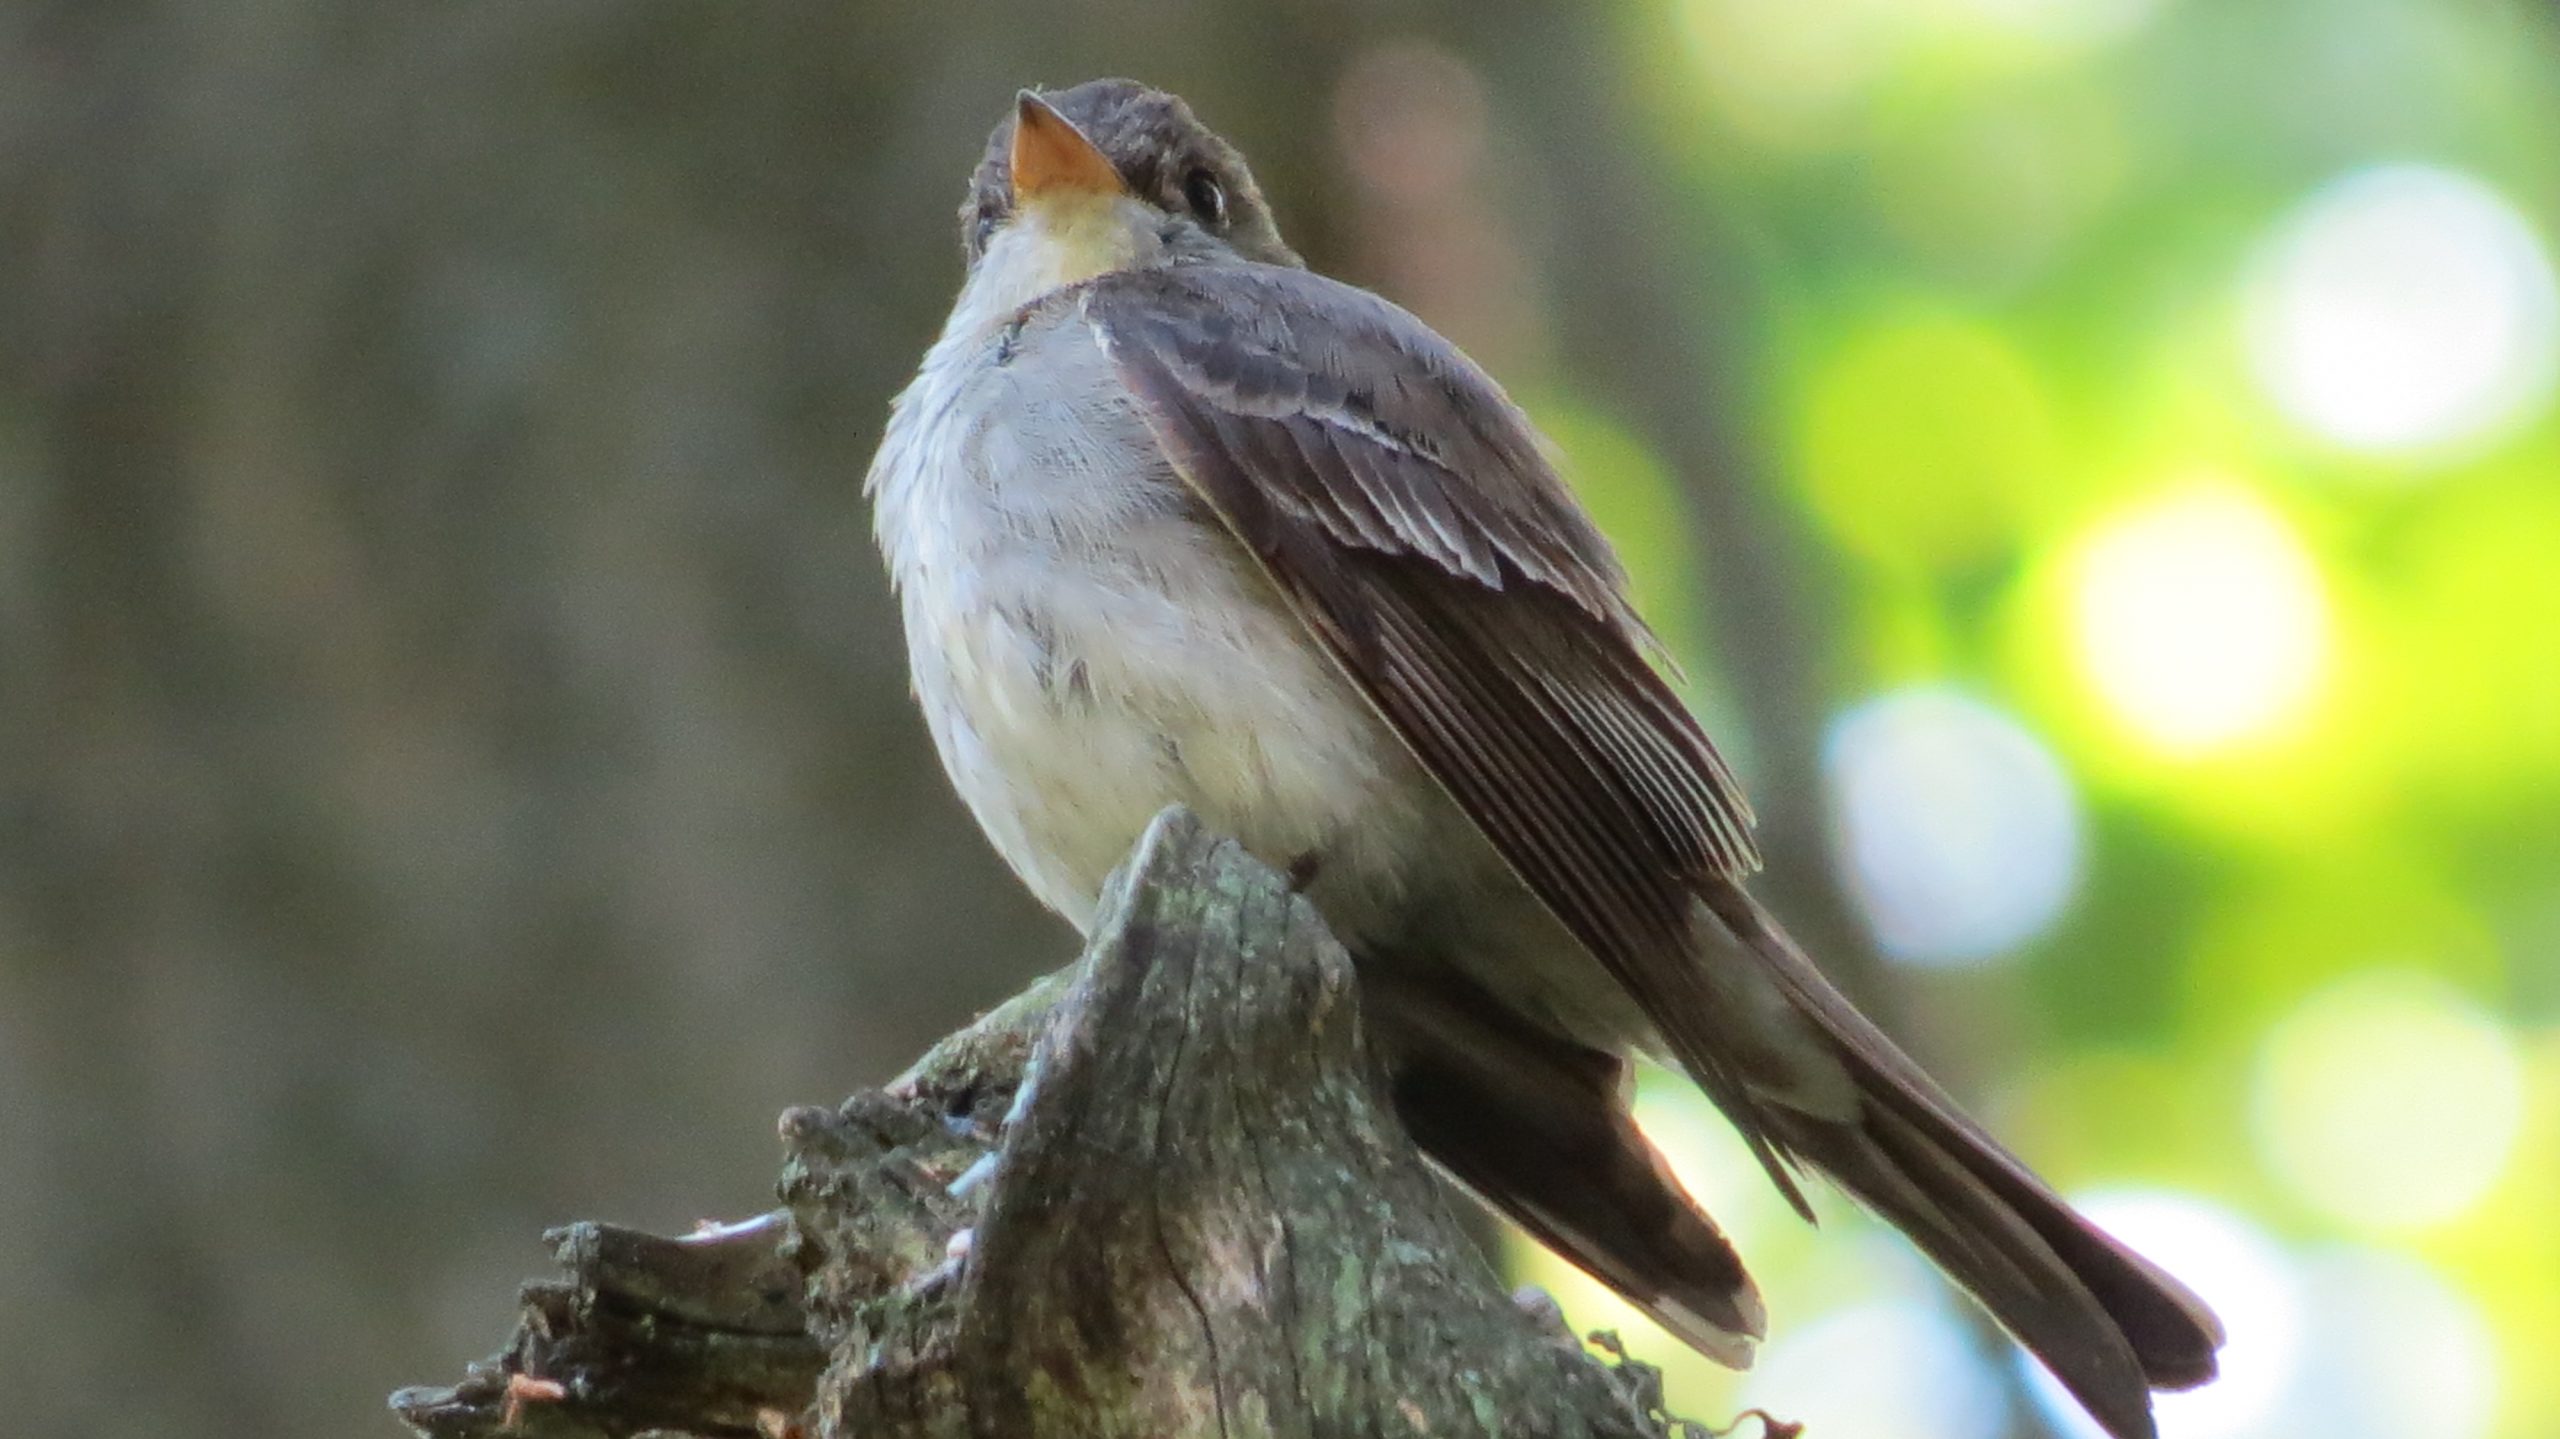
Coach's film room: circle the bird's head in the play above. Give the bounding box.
[956,80,1300,309]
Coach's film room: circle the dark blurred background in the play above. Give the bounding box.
[3,3,2554,1438]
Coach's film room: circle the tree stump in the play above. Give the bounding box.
[390,806,1704,1438]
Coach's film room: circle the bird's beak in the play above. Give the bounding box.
[1011,91,1128,202]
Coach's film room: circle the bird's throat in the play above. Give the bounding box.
[958,197,1151,330]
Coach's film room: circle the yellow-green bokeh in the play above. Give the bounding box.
[1581,0,2560,1433]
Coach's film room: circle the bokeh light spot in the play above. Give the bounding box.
[2252,970,2524,1232]
[2244,164,2560,459]
[1823,688,2083,965]
[2067,485,2330,753]
[1800,313,2058,570]
[2283,1247,2499,1439]
[1742,1301,2007,1439]
[1332,42,1488,199]
[2021,1191,2302,1439]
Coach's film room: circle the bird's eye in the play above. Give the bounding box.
[973,211,998,250]
[1182,168,1227,227]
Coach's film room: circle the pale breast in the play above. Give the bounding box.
[869,288,1660,1052]
[869,298,1436,934]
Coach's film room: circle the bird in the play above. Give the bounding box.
[864,77,2223,1439]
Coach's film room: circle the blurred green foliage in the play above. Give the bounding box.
[1510,2,2559,1435]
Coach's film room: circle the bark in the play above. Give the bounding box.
[389,806,1717,1439]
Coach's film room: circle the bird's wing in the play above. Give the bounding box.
[1081,264,2226,1439]
[1078,261,1819,1210]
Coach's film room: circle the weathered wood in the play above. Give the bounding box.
[392,806,1706,1439]
[387,1213,822,1439]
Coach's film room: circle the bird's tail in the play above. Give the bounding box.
[1361,965,1769,1367]
[1693,886,2225,1439]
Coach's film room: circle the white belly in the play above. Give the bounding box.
[868,298,1435,934]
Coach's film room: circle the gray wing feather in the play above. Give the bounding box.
[1080,262,1798,1204]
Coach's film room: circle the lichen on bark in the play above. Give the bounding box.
[393,806,1713,1439]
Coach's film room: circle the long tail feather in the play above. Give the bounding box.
[1687,886,2224,1439]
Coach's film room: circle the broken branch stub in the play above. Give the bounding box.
[396,805,1692,1439]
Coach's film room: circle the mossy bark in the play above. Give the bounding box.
[392,807,1692,1439]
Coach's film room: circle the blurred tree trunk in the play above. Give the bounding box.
[0,7,1849,1438]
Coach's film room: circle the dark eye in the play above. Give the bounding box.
[1182,167,1227,227]
[973,211,998,249]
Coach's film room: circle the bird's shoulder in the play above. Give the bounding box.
[1076,259,1640,633]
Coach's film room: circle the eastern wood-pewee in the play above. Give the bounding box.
[866,78,2222,1439]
